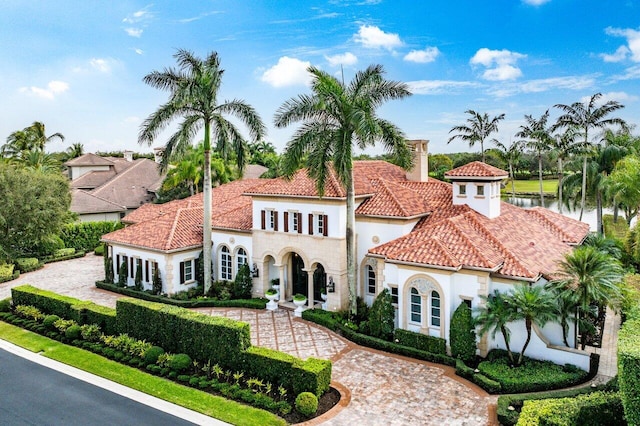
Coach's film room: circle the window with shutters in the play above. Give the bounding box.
[261,209,278,231]
[179,258,195,284]
[310,213,328,236]
[286,210,300,233]
[220,246,232,281]
[129,257,135,278]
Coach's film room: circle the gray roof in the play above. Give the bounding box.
[70,189,126,214]
[64,153,114,167]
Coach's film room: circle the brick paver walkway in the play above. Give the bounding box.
[8,256,625,425]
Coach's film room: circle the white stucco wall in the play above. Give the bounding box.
[78,212,122,223]
[212,231,253,282]
[70,164,111,180]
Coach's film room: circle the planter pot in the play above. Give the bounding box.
[272,285,280,301]
[293,298,307,317]
[266,293,278,311]
[321,293,327,301]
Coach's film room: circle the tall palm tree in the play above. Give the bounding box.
[2,121,64,159]
[65,142,84,160]
[550,127,586,214]
[492,138,523,203]
[554,93,627,221]
[139,49,265,293]
[474,291,518,364]
[274,64,412,316]
[607,155,640,226]
[448,110,505,163]
[508,284,558,365]
[516,111,553,205]
[547,245,624,349]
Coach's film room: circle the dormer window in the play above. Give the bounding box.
[476,185,484,196]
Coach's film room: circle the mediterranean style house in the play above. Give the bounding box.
[102,140,592,367]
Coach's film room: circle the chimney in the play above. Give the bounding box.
[123,150,133,162]
[406,139,429,182]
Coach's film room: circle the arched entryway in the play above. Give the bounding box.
[291,252,308,298]
[313,263,327,303]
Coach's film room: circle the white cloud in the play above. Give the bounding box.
[261,57,312,88]
[612,65,640,81]
[123,6,153,24]
[522,0,551,5]
[595,91,638,104]
[488,75,595,97]
[604,27,640,62]
[125,28,143,37]
[20,80,69,100]
[134,48,144,55]
[353,25,402,50]
[470,48,526,81]
[406,80,481,95]
[404,47,441,63]
[90,58,111,73]
[325,52,358,67]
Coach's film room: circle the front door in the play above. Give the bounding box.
[291,253,308,298]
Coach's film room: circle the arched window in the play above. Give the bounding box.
[410,287,421,323]
[430,290,441,327]
[220,246,232,281]
[366,265,376,295]
[236,248,247,274]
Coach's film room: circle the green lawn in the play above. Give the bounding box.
[503,179,558,196]
[0,322,285,426]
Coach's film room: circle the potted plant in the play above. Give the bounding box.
[293,293,307,317]
[270,278,280,301]
[320,284,328,301]
[265,288,278,311]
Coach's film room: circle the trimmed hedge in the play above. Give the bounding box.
[0,264,18,283]
[517,391,624,426]
[394,328,447,355]
[96,281,267,309]
[60,221,124,252]
[42,250,86,264]
[11,285,116,334]
[619,313,640,425]
[455,360,501,393]
[15,257,42,273]
[301,309,455,366]
[449,302,476,363]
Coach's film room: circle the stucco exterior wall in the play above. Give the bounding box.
[78,212,122,223]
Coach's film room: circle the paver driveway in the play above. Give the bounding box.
[0,256,496,425]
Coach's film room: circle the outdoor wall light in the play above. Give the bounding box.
[251,263,259,278]
[327,276,335,293]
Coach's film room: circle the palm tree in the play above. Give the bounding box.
[550,127,586,214]
[508,284,558,365]
[448,110,505,163]
[554,93,627,221]
[474,291,517,364]
[21,148,60,174]
[65,143,84,160]
[547,245,624,349]
[492,139,523,203]
[274,64,412,316]
[516,111,553,205]
[139,49,265,293]
[2,121,64,159]
[608,155,640,226]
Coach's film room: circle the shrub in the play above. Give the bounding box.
[80,324,102,342]
[450,302,476,363]
[104,253,114,284]
[368,288,395,341]
[0,298,12,312]
[54,318,77,333]
[34,234,65,257]
[394,328,447,355]
[15,305,45,321]
[618,313,640,424]
[15,257,41,273]
[152,268,163,295]
[0,263,17,282]
[43,314,60,330]
[134,262,143,291]
[54,248,75,258]
[60,221,124,253]
[65,324,82,340]
[294,392,318,417]
[94,244,105,256]
[232,263,253,299]
[143,346,165,365]
[169,353,192,373]
[118,261,128,287]
[518,391,624,426]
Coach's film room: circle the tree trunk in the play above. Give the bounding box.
[596,188,603,235]
[509,162,516,204]
[518,320,532,366]
[538,154,544,205]
[580,156,587,221]
[346,167,357,317]
[480,139,485,163]
[558,158,564,214]
[203,122,213,295]
[501,325,515,364]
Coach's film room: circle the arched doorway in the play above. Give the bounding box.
[313,264,326,302]
[291,252,308,298]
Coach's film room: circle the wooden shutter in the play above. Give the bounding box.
[145,260,149,282]
[308,213,314,235]
[180,262,185,284]
[297,212,302,233]
[261,210,266,229]
[284,211,289,232]
[130,257,134,278]
[323,215,328,236]
[274,211,279,231]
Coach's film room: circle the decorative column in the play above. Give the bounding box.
[278,264,286,301]
[304,267,315,308]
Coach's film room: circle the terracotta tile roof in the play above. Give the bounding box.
[445,161,509,178]
[64,153,114,167]
[356,179,430,217]
[70,189,126,214]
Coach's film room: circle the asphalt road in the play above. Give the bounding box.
[0,348,197,426]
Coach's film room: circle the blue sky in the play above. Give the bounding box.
[1,0,639,156]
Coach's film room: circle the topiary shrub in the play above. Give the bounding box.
[294,392,318,417]
[0,297,12,312]
[368,288,395,341]
[65,324,82,340]
[169,353,192,373]
[143,346,165,365]
[15,257,41,273]
[43,314,60,330]
[118,261,128,287]
[152,268,163,295]
[232,263,253,299]
[134,262,143,291]
[94,244,105,256]
[450,302,477,363]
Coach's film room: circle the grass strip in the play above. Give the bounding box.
[0,322,285,426]
[503,179,558,195]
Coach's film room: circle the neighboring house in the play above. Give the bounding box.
[103,140,591,368]
[66,151,164,222]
